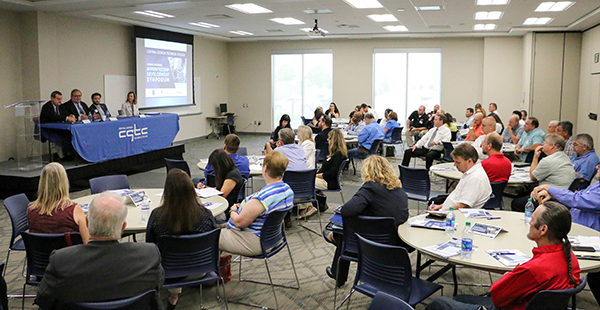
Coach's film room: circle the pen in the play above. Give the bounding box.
[493,252,515,255]
[487,217,501,220]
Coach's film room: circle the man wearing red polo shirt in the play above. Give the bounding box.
[481,132,512,182]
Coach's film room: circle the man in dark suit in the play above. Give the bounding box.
[39,90,76,161]
[36,193,164,309]
[88,92,111,121]
[62,89,90,121]
[314,114,332,159]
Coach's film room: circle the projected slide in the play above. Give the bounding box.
[136,38,194,109]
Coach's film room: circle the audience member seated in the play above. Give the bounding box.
[464,108,474,128]
[88,92,111,120]
[269,114,291,148]
[406,105,429,147]
[219,151,294,256]
[345,111,365,136]
[382,111,400,142]
[28,162,90,244]
[36,193,164,309]
[62,89,90,121]
[466,112,484,141]
[266,128,308,171]
[379,108,392,128]
[401,114,451,170]
[548,120,558,134]
[481,133,512,182]
[443,112,458,138]
[200,150,245,214]
[427,104,440,125]
[515,117,545,162]
[326,102,340,119]
[348,112,384,160]
[147,168,217,309]
[475,107,486,119]
[426,202,580,310]
[348,105,360,119]
[570,134,599,181]
[314,115,333,155]
[472,117,497,161]
[520,109,528,124]
[429,144,492,211]
[360,103,378,120]
[297,125,316,169]
[512,134,576,212]
[121,91,139,116]
[491,113,504,134]
[311,107,324,129]
[487,102,499,116]
[502,114,524,144]
[557,121,575,157]
[323,155,409,286]
[40,90,76,161]
[204,134,250,179]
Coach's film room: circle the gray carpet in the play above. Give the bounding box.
[2,133,597,309]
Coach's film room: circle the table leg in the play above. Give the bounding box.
[452,265,458,296]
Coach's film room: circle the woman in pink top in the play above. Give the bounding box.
[28,163,89,243]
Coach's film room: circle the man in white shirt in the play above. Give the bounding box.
[430,143,492,211]
[488,102,499,116]
[360,103,378,120]
[464,108,474,128]
[401,114,451,170]
[472,117,497,161]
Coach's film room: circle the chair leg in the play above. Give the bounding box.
[199,284,204,309]
[3,249,10,277]
[285,243,301,289]
[299,201,322,236]
[263,259,279,309]
[340,192,345,205]
[219,278,229,310]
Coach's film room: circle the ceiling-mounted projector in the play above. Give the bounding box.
[308,19,325,37]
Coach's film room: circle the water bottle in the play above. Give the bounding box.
[106,110,111,120]
[461,222,473,258]
[524,199,534,224]
[88,111,93,122]
[445,207,455,235]
[140,195,150,223]
[457,134,462,142]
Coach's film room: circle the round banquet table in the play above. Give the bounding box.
[73,188,229,233]
[430,162,533,185]
[197,156,263,176]
[398,210,600,274]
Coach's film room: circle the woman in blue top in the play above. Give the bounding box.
[383,111,400,142]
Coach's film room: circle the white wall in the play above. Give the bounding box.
[578,25,600,144]
[482,37,523,116]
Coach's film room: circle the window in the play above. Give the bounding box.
[373,49,441,123]
[272,51,333,129]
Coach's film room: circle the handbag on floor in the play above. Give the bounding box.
[313,190,329,212]
[219,254,232,282]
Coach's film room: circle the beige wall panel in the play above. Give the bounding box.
[578,26,600,145]
[531,33,565,130]
[561,32,581,130]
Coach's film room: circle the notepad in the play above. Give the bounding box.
[195,187,223,198]
[486,249,531,266]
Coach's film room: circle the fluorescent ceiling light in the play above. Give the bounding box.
[367,14,398,22]
[475,11,503,20]
[133,10,174,18]
[300,28,329,33]
[303,9,333,14]
[270,17,305,25]
[384,25,408,32]
[229,30,254,36]
[415,5,443,11]
[523,17,553,25]
[477,0,510,5]
[474,23,497,30]
[535,1,574,12]
[189,22,219,28]
[226,3,272,14]
[343,0,383,9]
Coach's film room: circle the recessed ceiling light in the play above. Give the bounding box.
[475,11,503,20]
[477,0,510,5]
[523,17,553,25]
[415,5,443,11]
[226,3,272,14]
[189,22,219,28]
[474,23,497,30]
[134,10,174,18]
[343,0,383,9]
[303,9,333,15]
[535,1,574,12]
[229,30,254,36]
[397,8,405,12]
[270,17,305,25]
[384,25,408,32]
[367,14,398,22]
[300,27,329,33]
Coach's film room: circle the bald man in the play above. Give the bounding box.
[466,113,484,142]
[472,117,497,161]
[502,115,524,144]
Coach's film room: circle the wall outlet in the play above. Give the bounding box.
[257,121,262,126]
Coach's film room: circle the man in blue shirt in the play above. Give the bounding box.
[570,133,599,181]
[205,134,250,179]
[348,112,384,159]
[501,115,524,144]
[344,112,365,136]
[515,117,545,162]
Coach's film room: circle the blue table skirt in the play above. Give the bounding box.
[40,114,180,163]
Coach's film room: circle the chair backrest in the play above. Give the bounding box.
[341,215,397,258]
[226,114,235,124]
[3,193,30,248]
[368,291,414,310]
[301,116,311,126]
[356,235,413,301]
[398,166,431,201]
[21,232,83,279]
[390,127,403,143]
[259,210,289,258]
[236,178,248,203]
[569,178,590,192]
[331,159,350,191]
[59,290,159,310]
[483,181,508,210]
[157,229,221,280]
[282,169,317,203]
[441,142,454,162]
[164,158,191,177]
[315,149,321,165]
[237,147,248,156]
[524,276,587,310]
[450,131,457,141]
[370,139,383,154]
[89,175,130,194]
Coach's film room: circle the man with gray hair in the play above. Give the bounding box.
[548,120,559,134]
[570,133,599,181]
[265,127,308,171]
[556,121,575,157]
[501,114,524,144]
[36,193,164,309]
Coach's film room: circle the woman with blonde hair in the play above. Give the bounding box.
[121,91,139,116]
[298,125,316,169]
[28,162,90,243]
[323,155,408,287]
